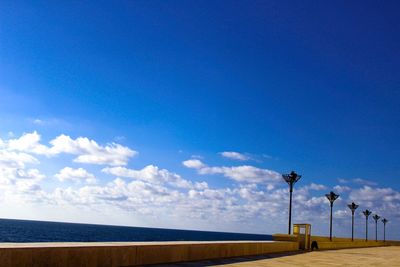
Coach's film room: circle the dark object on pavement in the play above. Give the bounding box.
[311,241,319,251]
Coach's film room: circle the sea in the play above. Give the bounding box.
[0,219,272,243]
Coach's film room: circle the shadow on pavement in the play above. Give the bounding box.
[149,251,307,266]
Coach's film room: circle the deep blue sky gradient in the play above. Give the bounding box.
[1,1,400,189]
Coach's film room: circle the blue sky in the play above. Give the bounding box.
[1,1,400,239]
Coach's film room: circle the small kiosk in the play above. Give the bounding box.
[293,223,311,250]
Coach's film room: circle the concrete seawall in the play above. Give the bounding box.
[0,241,299,267]
[1,235,398,266]
[273,233,398,250]
[311,235,397,250]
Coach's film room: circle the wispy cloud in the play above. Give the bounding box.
[183,159,281,184]
[352,178,377,186]
[338,177,377,186]
[219,151,250,161]
[32,119,44,125]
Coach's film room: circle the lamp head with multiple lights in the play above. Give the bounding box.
[325,191,339,206]
[363,209,372,218]
[347,202,359,215]
[373,214,381,222]
[282,171,301,190]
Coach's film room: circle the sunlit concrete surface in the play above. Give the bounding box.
[161,246,400,266]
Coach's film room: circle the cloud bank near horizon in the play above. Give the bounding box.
[0,131,398,239]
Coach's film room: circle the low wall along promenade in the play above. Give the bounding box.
[0,234,398,266]
[274,233,400,250]
[310,235,388,250]
[0,240,298,267]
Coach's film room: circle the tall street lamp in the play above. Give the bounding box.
[363,210,372,241]
[282,171,301,235]
[382,218,388,242]
[325,191,339,241]
[347,202,359,241]
[373,214,381,242]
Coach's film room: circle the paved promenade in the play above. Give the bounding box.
[159,246,400,266]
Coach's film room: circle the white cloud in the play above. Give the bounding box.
[220,151,250,161]
[338,177,377,186]
[4,132,137,166]
[349,186,400,203]
[334,185,351,193]
[266,184,275,191]
[48,178,186,214]
[55,167,96,184]
[0,168,45,182]
[7,131,50,155]
[0,148,42,200]
[0,165,46,204]
[48,135,137,166]
[200,165,280,183]
[0,150,39,168]
[102,165,208,190]
[304,183,327,191]
[352,178,377,186]
[183,159,280,184]
[182,159,205,169]
[303,196,327,208]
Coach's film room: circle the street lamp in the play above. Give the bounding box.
[282,171,302,235]
[382,218,388,242]
[347,202,359,241]
[373,214,381,242]
[325,191,339,241]
[363,210,372,241]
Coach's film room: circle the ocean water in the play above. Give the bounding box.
[0,219,272,242]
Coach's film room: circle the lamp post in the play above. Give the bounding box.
[325,191,339,241]
[372,214,381,242]
[347,202,359,241]
[282,171,302,235]
[363,210,372,241]
[382,218,388,242]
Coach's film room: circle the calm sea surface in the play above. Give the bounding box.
[0,219,272,242]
